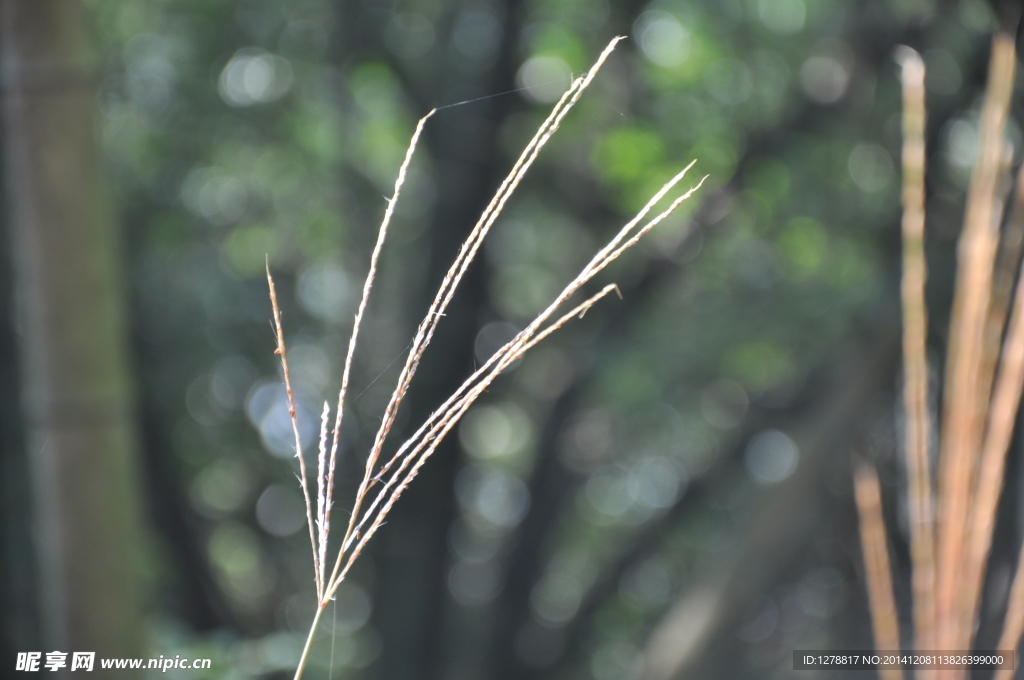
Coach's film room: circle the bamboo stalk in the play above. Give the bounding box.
[853,461,905,680]
[895,45,936,657]
[935,32,1016,653]
[959,252,1024,643]
[972,143,1015,417]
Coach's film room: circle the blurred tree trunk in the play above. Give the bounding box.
[0,0,144,673]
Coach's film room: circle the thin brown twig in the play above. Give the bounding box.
[853,460,905,680]
[935,32,1016,653]
[895,45,936,657]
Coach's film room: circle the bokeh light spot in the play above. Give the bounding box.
[745,429,799,484]
[255,484,305,537]
[517,56,572,104]
[635,11,691,68]
[848,143,894,193]
[219,48,293,107]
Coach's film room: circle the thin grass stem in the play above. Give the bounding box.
[362,160,699,499]
[293,601,326,680]
[270,38,707,680]
[329,284,625,595]
[853,460,904,680]
[267,264,321,598]
[325,37,626,596]
[959,256,1024,639]
[325,110,436,587]
[338,172,705,565]
[935,32,1016,652]
[329,69,580,577]
[316,401,330,595]
[895,45,936,657]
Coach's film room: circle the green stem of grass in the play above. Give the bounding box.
[294,601,326,680]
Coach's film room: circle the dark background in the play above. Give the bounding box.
[3,0,1024,678]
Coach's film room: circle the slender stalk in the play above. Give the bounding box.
[935,32,1016,653]
[355,37,623,489]
[362,159,698,499]
[853,461,904,680]
[271,37,707,679]
[326,36,626,596]
[336,174,707,569]
[989,163,1024,331]
[324,110,436,562]
[328,89,572,577]
[895,45,936,657]
[972,137,1015,417]
[268,263,321,598]
[329,285,628,596]
[316,401,329,596]
[293,602,326,680]
[959,257,1024,638]
[985,167,1024,680]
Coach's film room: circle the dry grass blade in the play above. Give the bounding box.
[895,45,936,656]
[935,32,1016,652]
[853,460,904,680]
[267,264,322,599]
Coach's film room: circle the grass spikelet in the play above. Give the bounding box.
[264,37,707,680]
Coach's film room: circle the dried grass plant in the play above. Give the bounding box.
[264,37,706,680]
[855,33,1024,679]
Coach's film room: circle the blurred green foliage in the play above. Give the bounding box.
[22,0,1009,677]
